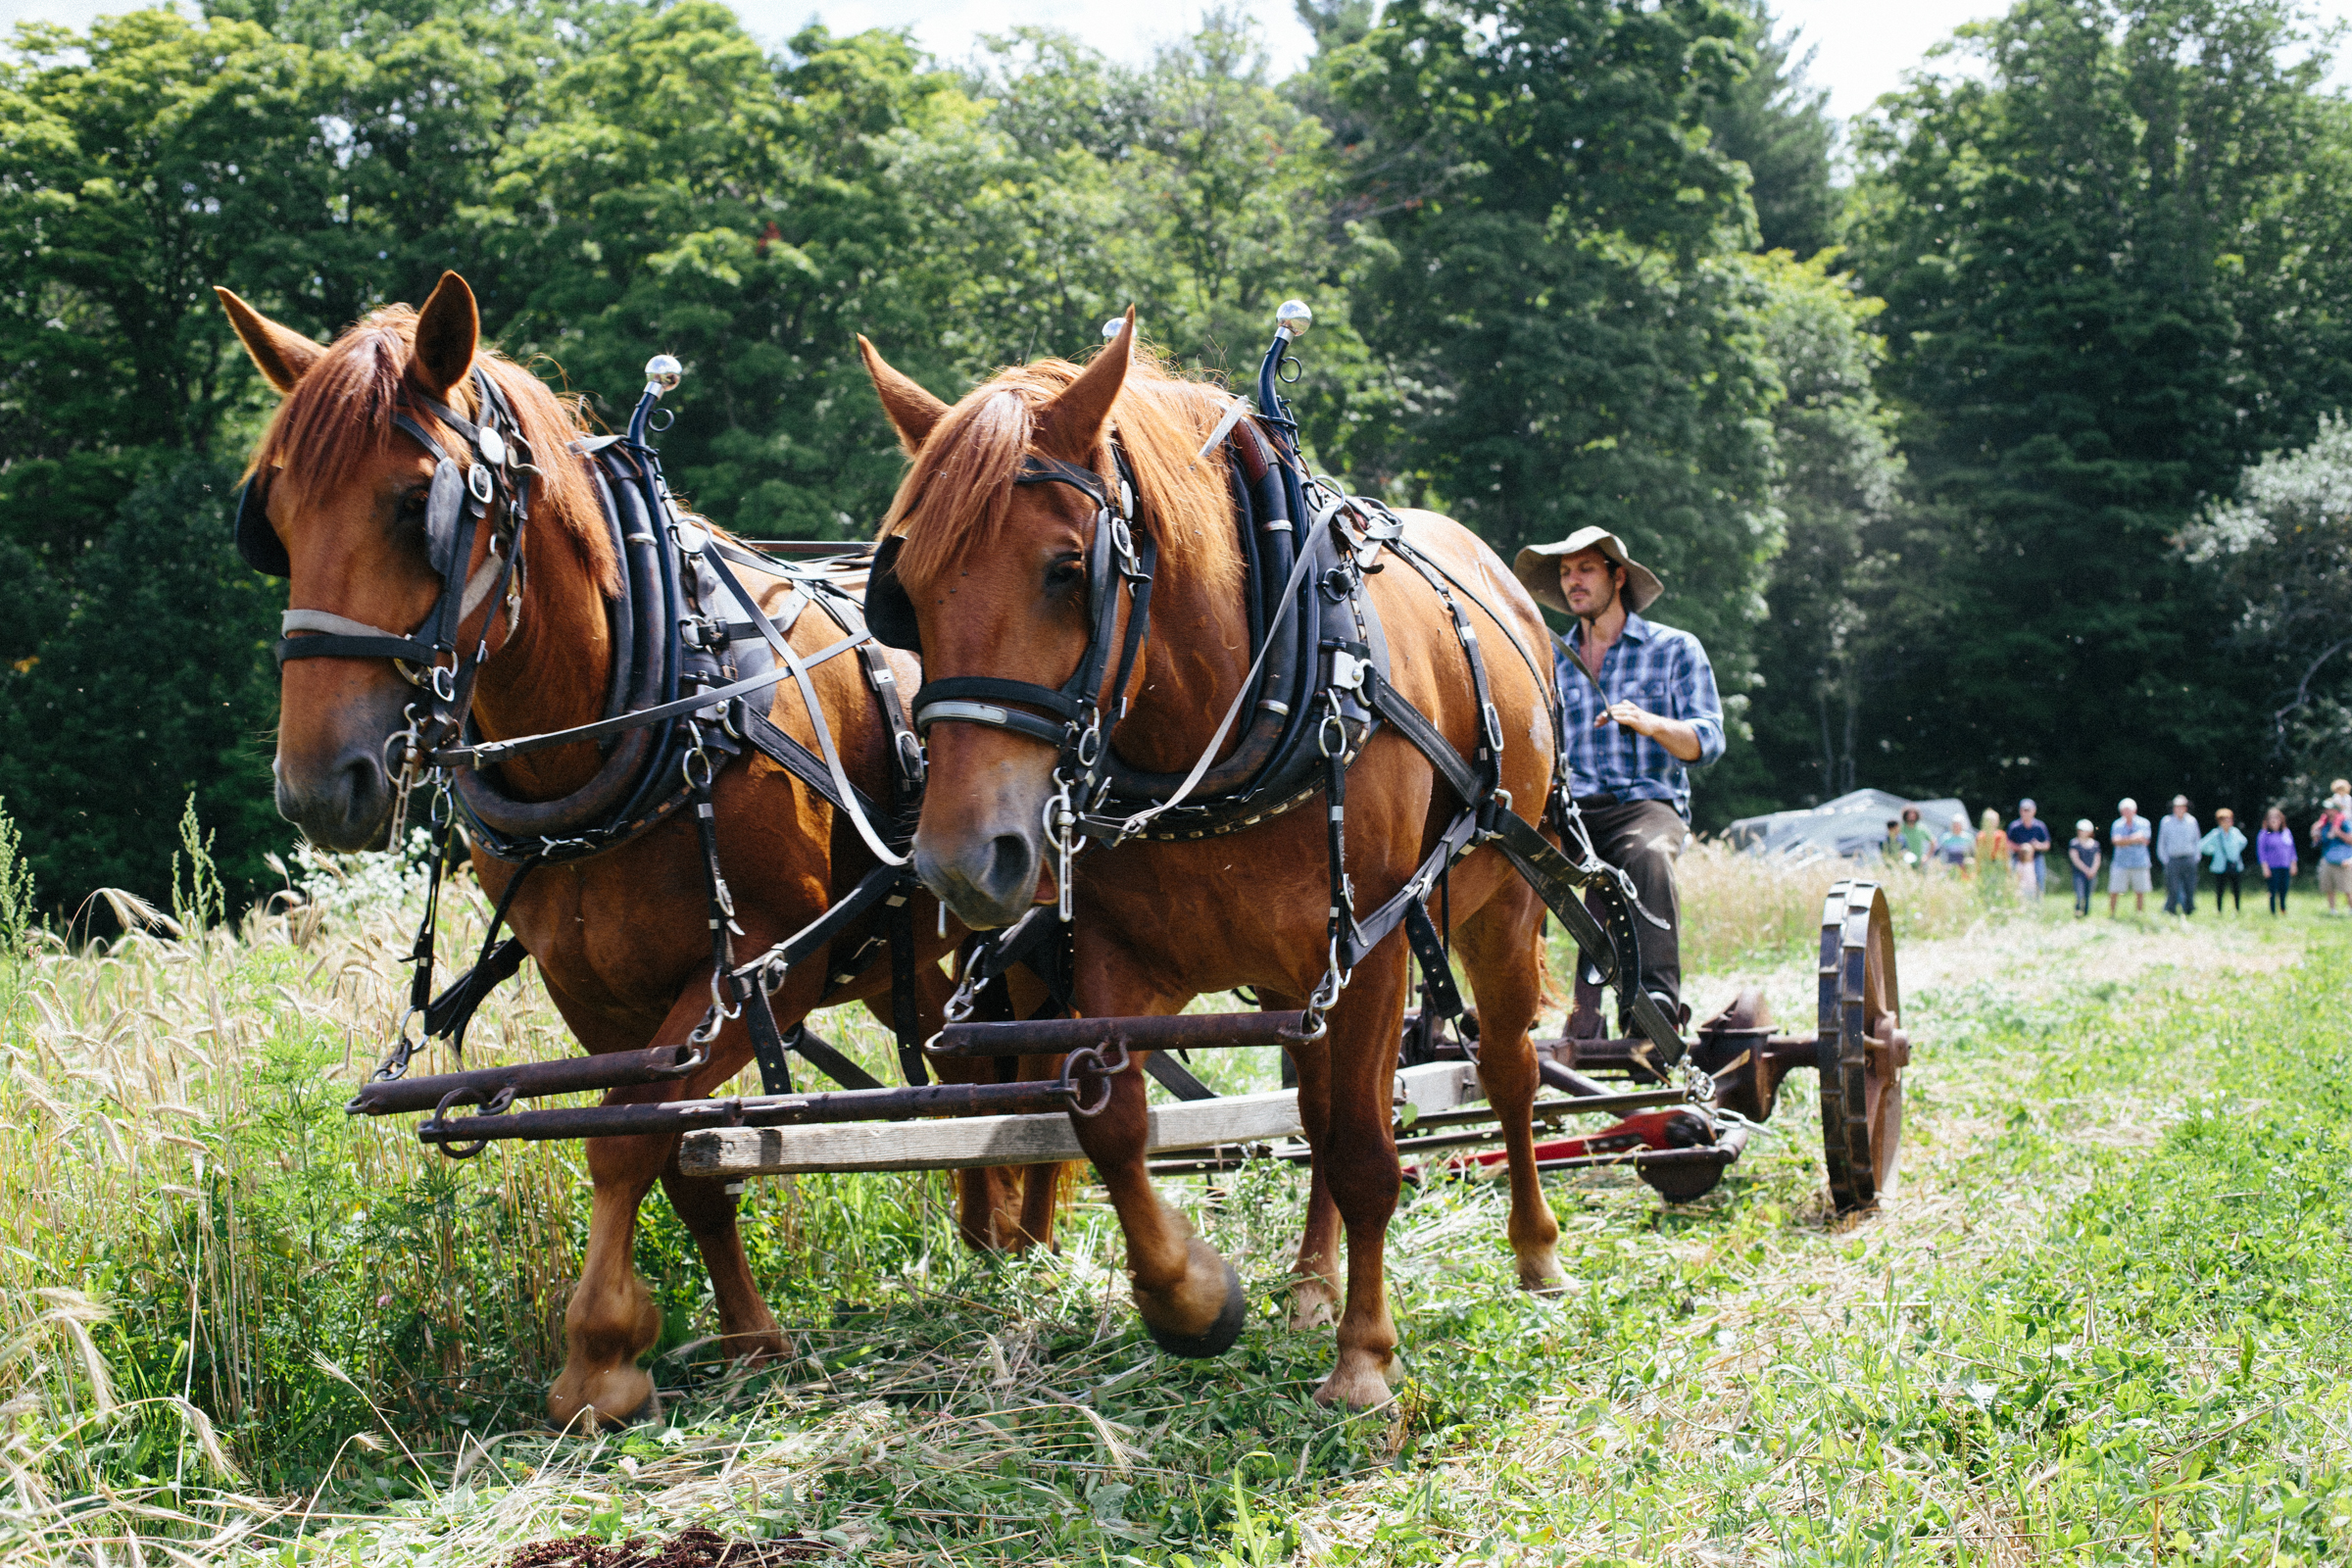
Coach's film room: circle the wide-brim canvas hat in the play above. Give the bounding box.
[1513,526,1665,615]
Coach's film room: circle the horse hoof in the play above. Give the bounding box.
[1312,1356,1396,1408]
[1143,1255,1248,1359]
[1288,1279,1340,1332]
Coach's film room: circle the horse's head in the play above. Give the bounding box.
[857,318,1133,926]
[220,272,565,850]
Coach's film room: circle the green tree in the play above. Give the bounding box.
[0,462,281,919]
[1705,0,1839,258]
[1849,0,2352,817]
[2184,414,2352,798]
[1312,0,1784,684]
[1728,251,1909,818]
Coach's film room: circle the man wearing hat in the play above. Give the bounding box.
[1514,527,1724,1027]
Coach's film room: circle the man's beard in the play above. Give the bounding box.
[1572,577,1618,621]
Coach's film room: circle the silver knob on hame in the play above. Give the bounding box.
[644,354,684,397]
[1101,317,1128,343]
[1275,299,1312,341]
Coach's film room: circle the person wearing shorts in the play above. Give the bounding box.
[2314,779,2352,914]
[2108,798,2152,914]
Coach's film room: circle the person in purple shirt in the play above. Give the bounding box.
[2257,806,2298,914]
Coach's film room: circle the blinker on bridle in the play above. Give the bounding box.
[237,365,534,697]
[866,445,1155,922]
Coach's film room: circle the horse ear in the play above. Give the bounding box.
[409,270,479,401]
[216,287,324,395]
[1036,307,1134,463]
[858,335,948,455]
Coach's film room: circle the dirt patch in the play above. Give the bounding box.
[508,1527,826,1568]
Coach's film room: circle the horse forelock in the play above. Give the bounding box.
[883,350,1243,604]
[247,305,617,597]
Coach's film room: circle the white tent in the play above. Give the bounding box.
[1723,788,1970,866]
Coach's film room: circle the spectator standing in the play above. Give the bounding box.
[2157,796,2201,915]
[2200,808,2247,914]
[2067,820,2101,917]
[2313,779,2352,915]
[1935,812,1974,873]
[2006,799,2051,895]
[2109,799,2153,915]
[2257,807,2297,914]
[1897,807,1934,869]
[1975,808,2007,878]
[1881,818,1908,869]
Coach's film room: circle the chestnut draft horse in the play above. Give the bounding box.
[859,315,1566,1407]
[220,274,1060,1428]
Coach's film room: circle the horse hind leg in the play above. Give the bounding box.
[1290,1158,1343,1330]
[659,1168,787,1365]
[1454,880,1564,1291]
[1311,944,1413,1407]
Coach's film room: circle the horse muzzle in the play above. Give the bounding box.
[275,739,400,852]
[913,823,1044,931]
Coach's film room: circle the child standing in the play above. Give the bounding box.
[2258,807,2297,914]
[2200,808,2247,914]
[2067,820,2101,917]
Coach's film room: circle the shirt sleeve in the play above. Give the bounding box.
[1673,635,1726,767]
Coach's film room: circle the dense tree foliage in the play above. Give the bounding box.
[5,0,2349,909]
[1847,0,2352,820]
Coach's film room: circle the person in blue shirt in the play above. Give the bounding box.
[1516,527,1724,1026]
[2199,808,2247,914]
[2108,798,2153,916]
[2313,779,2352,915]
[2157,796,2202,915]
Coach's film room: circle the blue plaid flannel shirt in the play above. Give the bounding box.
[1556,612,1725,821]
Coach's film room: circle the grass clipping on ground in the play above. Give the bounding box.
[0,844,2345,1565]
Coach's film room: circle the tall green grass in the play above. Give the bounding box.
[3,800,2281,1565]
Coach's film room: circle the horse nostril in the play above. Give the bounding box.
[982,833,1036,903]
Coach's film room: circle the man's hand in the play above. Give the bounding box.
[1597,701,1703,762]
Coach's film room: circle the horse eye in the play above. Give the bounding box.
[397,489,429,519]
[1047,557,1085,589]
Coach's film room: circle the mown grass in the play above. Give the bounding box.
[0,815,2341,1565]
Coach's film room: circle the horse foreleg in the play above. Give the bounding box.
[658,1169,786,1363]
[1066,973,1247,1356]
[550,1129,666,1430]
[1315,946,1411,1407]
[1455,883,1563,1290]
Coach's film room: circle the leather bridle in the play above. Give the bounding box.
[867,446,1157,918]
[238,366,535,732]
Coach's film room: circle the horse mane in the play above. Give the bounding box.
[882,347,1244,602]
[245,304,616,595]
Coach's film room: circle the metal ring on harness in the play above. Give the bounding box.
[1060,1037,1131,1118]
[425,1081,516,1159]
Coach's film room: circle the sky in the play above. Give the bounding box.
[3,0,2348,123]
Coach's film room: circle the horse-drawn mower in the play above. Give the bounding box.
[340,307,1908,1221]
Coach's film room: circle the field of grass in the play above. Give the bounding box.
[3,817,2346,1566]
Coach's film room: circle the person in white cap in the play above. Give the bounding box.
[1513,526,1723,1026]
